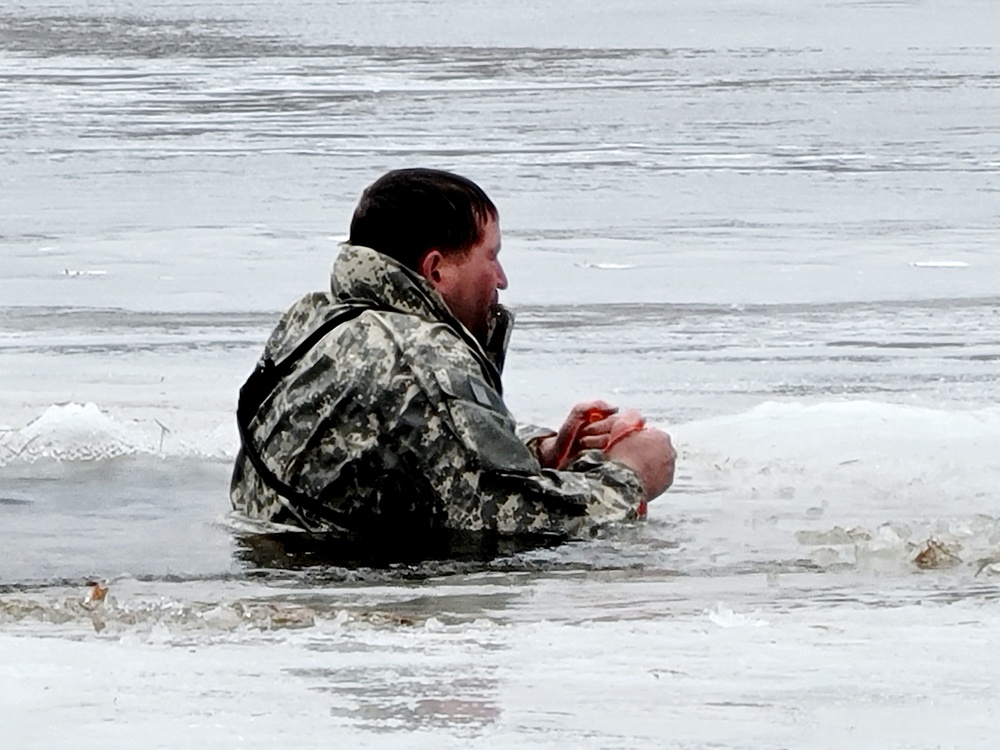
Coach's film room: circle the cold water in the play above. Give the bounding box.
[2,1,999,747]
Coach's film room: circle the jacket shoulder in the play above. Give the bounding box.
[264,292,339,361]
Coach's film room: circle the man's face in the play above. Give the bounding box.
[428,215,507,344]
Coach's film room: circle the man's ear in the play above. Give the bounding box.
[418,249,445,288]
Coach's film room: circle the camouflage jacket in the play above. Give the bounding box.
[230,244,644,538]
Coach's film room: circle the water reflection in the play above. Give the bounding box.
[234,529,567,574]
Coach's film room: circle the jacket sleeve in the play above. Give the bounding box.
[515,422,556,464]
[397,334,645,536]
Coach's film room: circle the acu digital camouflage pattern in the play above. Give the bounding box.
[230,243,644,538]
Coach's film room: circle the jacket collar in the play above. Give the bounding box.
[332,243,454,323]
[331,244,507,386]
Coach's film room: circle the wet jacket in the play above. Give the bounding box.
[230,244,644,538]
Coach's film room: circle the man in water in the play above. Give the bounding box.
[231,168,675,544]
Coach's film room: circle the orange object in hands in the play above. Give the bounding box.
[603,409,645,451]
[555,406,650,519]
[554,405,645,470]
[554,404,617,469]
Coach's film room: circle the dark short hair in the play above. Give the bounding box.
[348,168,498,270]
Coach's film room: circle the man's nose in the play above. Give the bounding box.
[496,262,508,290]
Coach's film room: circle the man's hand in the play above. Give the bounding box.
[578,409,646,451]
[605,427,676,502]
[537,400,677,503]
[535,400,618,470]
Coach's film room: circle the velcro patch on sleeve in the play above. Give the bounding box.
[434,369,504,412]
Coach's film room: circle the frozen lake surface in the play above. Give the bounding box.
[2,0,1000,746]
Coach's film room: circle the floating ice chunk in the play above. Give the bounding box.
[200,605,242,630]
[0,402,145,463]
[707,602,767,628]
[911,261,969,268]
[674,401,1000,506]
[424,616,446,632]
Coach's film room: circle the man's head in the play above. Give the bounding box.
[349,168,498,271]
[349,168,507,343]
